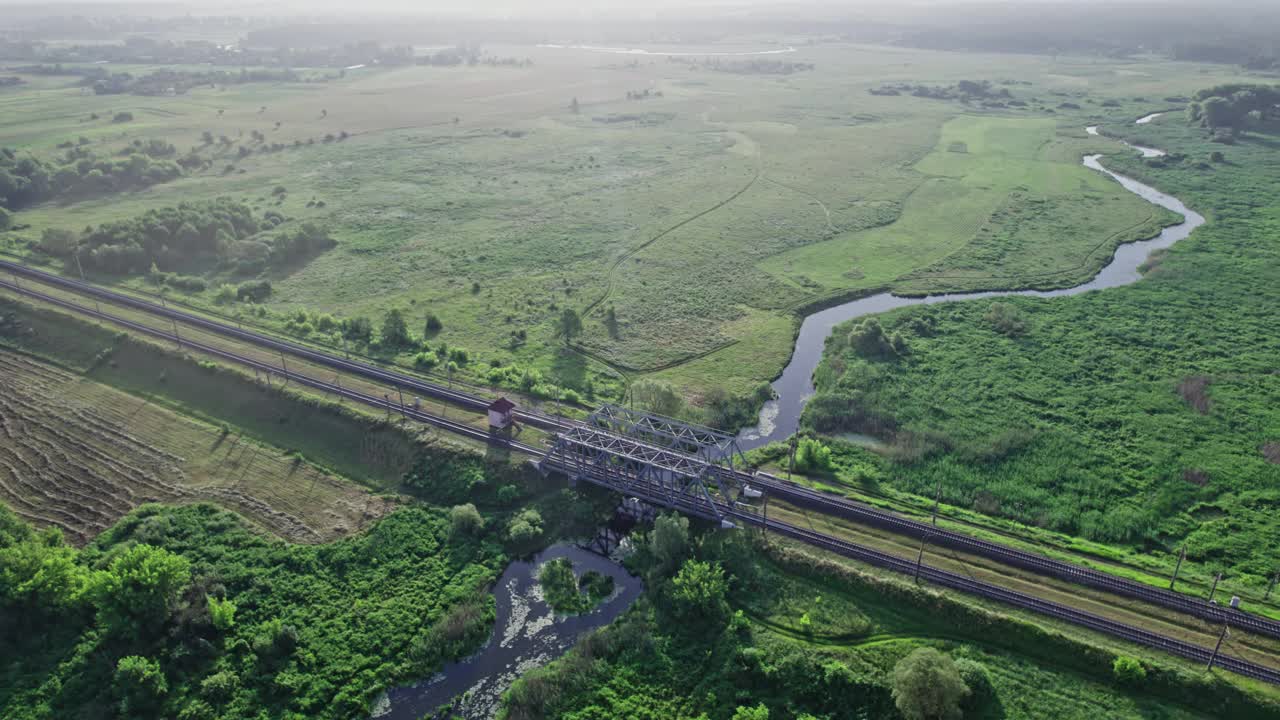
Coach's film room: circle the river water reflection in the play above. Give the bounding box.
[375,544,641,720]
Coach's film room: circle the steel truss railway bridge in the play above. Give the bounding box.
[3,257,1280,685]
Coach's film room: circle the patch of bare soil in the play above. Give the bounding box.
[1177,375,1212,414]
[1262,442,1280,465]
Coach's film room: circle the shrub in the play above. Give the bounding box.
[847,318,907,359]
[236,280,272,303]
[207,595,236,631]
[794,437,834,474]
[213,284,237,305]
[413,350,440,369]
[424,313,443,334]
[112,111,134,123]
[984,302,1027,336]
[449,503,484,536]
[1113,656,1147,685]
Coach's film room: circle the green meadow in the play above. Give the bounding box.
[0,45,1253,406]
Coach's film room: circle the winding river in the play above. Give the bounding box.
[374,544,642,720]
[737,119,1201,449]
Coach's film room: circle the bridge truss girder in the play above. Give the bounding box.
[588,403,748,471]
[543,425,741,524]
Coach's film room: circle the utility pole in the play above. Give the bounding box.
[1266,573,1278,602]
[1169,546,1186,591]
[279,353,290,387]
[396,385,406,418]
[171,318,182,350]
[1207,624,1230,671]
[931,477,943,525]
[1208,572,1222,605]
[72,253,101,314]
[913,531,930,584]
[787,435,798,481]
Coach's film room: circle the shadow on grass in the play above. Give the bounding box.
[550,346,588,390]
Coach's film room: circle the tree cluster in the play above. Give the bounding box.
[0,144,184,211]
[1186,84,1280,133]
[86,67,300,96]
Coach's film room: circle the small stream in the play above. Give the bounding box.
[737,118,1200,449]
[374,544,642,720]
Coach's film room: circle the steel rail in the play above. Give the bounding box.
[0,259,566,432]
[7,262,1280,643]
[0,278,543,455]
[742,471,1280,640]
[4,276,1279,684]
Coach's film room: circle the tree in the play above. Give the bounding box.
[342,316,373,344]
[570,97,580,114]
[1200,96,1239,130]
[891,648,969,720]
[556,307,583,343]
[732,704,770,720]
[649,513,689,577]
[380,308,412,347]
[88,543,191,638]
[670,559,729,622]
[424,313,443,335]
[37,228,77,257]
[0,528,88,615]
[631,378,684,417]
[0,207,11,231]
[115,656,168,716]
[507,509,543,544]
[449,503,485,536]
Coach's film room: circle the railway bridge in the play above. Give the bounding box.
[539,404,764,526]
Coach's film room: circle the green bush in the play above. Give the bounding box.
[449,503,484,536]
[1113,656,1147,685]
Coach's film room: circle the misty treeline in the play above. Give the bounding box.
[0,143,194,213]
[33,198,334,278]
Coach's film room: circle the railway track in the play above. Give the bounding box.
[743,472,1280,641]
[0,277,545,456]
[0,260,566,433]
[5,265,1280,683]
[740,514,1280,685]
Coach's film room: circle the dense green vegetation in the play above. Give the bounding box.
[0,502,504,719]
[0,143,186,211]
[538,558,615,615]
[803,108,1280,583]
[29,198,334,278]
[502,517,1278,720]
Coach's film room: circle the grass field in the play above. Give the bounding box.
[802,110,1280,585]
[0,44,1255,405]
[0,347,393,544]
